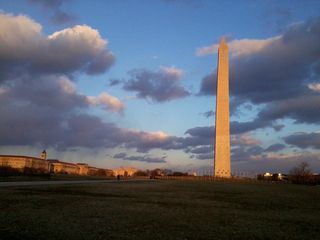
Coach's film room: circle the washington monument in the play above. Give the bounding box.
[214,38,231,178]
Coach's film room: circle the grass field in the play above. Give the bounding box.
[0,173,114,182]
[0,180,319,240]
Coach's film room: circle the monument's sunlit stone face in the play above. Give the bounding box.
[214,38,231,178]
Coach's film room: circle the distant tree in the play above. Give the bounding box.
[150,168,163,178]
[172,171,188,176]
[162,169,173,176]
[289,162,313,184]
[134,170,148,176]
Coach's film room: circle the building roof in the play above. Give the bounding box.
[47,159,79,167]
[0,155,43,161]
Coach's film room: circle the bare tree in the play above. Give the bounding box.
[289,162,313,184]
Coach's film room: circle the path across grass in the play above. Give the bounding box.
[0,180,319,240]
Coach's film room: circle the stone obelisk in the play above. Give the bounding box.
[214,38,231,178]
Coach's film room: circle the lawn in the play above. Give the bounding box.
[0,173,115,182]
[0,180,319,240]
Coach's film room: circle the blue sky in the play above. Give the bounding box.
[0,0,320,174]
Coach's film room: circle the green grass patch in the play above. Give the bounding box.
[0,180,319,240]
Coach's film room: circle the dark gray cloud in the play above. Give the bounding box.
[272,124,285,132]
[28,0,76,25]
[113,153,127,159]
[50,9,76,25]
[123,67,189,102]
[230,120,271,134]
[109,79,122,86]
[284,132,320,149]
[199,17,320,125]
[200,110,214,118]
[258,95,320,124]
[231,145,269,162]
[185,145,212,154]
[185,126,214,139]
[113,152,166,163]
[265,143,286,152]
[184,119,279,138]
[195,153,214,160]
[124,155,166,163]
[185,145,213,160]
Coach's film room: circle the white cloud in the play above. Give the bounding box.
[160,66,183,80]
[0,13,42,59]
[0,13,115,75]
[87,92,125,113]
[196,36,280,58]
[58,76,76,94]
[308,83,320,92]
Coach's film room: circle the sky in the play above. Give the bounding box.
[0,0,320,175]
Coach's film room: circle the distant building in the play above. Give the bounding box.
[40,150,47,160]
[48,159,80,175]
[257,172,288,181]
[1,151,124,178]
[113,167,137,177]
[77,163,89,175]
[0,154,48,173]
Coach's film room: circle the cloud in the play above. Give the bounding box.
[196,37,280,57]
[109,79,122,86]
[184,119,279,138]
[125,155,166,163]
[113,152,166,163]
[185,145,212,154]
[198,17,320,127]
[264,143,286,152]
[249,151,320,165]
[195,153,214,160]
[308,83,320,92]
[185,126,214,139]
[200,110,214,118]
[185,145,213,160]
[258,95,320,124]
[0,13,115,76]
[87,92,125,113]
[0,13,128,150]
[284,132,320,149]
[231,134,261,146]
[28,0,76,25]
[272,124,285,132]
[230,120,271,134]
[113,153,127,159]
[123,66,189,102]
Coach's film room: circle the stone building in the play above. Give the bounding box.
[113,167,138,177]
[47,160,80,175]
[0,153,49,173]
[1,151,116,177]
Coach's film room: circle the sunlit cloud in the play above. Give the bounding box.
[0,13,115,76]
[87,92,125,113]
[196,36,280,57]
[308,83,320,92]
